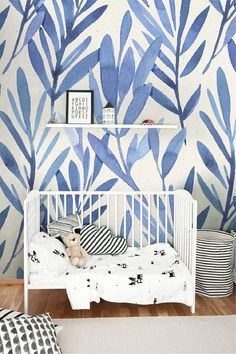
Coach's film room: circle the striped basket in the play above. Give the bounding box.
[196,230,234,297]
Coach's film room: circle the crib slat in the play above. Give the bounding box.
[148,194,151,245]
[47,196,50,225]
[115,194,118,237]
[81,194,84,226]
[132,195,134,247]
[64,194,67,217]
[55,195,58,220]
[164,195,167,243]
[124,194,126,239]
[107,195,110,229]
[140,194,143,248]
[72,195,76,214]
[98,194,101,228]
[156,195,159,242]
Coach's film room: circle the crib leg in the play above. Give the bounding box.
[24,284,28,314]
[190,303,195,314]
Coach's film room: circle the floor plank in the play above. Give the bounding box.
[0,285,235,317]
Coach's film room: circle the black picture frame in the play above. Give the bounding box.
[66,90,94,124]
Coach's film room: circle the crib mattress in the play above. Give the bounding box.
[30,243,194,309]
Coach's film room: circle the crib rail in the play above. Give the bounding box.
[24,189,197,313]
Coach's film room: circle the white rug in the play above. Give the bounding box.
[55,315,236,354]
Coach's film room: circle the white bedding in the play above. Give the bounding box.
[30,243,194,310]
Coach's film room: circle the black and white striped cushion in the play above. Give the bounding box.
[196,230,234,297]
[47,214,81,238]
[80,224,128,255]
[0,308,62,334]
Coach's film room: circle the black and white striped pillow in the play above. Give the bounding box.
[0,308,63,334]
[80,224,128,255]
[47,213,81,238]
[0,313,62,354]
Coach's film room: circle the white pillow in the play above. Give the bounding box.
[29,232,70,276]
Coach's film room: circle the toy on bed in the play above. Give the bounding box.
[64,233,87,267]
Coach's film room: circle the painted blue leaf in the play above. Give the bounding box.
[28,40,51,93]
[0,143,27,189]
[38,133,60,168]
[92,133,110,183]
[217,68,231,130]
[182,85,201,120]
[7,90,26,132]
[96,178,118,192]
[141,0,149,6]
[197,141,227,188]
[40,6,59,52]
[23,11,44,47]
[151,87,178,114]
[56,50,99,98]
[123,84,152,125]
[223,17,236,46]
[89,69,103,124]
[0,177,23,214]
[228,216,236,231]
[154,0,173,36]
[8,0,23,14]
[148,128,160,164]
[0,6,10,31]
[128,0,175,53]
[69,160,80,191]
[126,134,138,170]
[169,0,176,30]
[133,36,161,93]
[100,35,118,107]
[181,7,209,54]
[33,91,47,138]
[152,66,175,89]
[17,267,24,279]
[199,111,231,162]
[61,36,92,73]
[161,129,186,178]
[181,41,206,77]
[0,112,31,162]
[209,0,223,13]
[39,28,54,74]
[17,68,31,133]
[228,39,236,71]
[52,0,65,40]
[178,0,190,38]
[137,133,151,160]
[184,167,195,193]
[40,147,70,190]
[197,206,210,228]
[62,0,74,29]
[83,148,90,190]
[159,49,175,72]
[119,11,132,64]
[80,0,98,15]
[69,6,107,44]
[0,241,6,259]
[197,174,223,214]
[83,206,107,225]
[207,89,226,132]
[36,127,50,154]
[88,133,127,181]
[56,170,70,191]
[0,206,10,230]
[0,41,5,60]
[118,47,135,103]
[120,211,132,238]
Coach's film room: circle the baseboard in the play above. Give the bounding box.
[0,279,24,285]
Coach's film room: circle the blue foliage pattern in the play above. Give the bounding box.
[0,0,235,277]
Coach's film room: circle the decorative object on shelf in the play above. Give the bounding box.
[66,90,94,124]
[102,102,115,124]
[50,117,59,124]
[142,119,154,125]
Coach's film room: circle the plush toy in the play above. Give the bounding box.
[64,233,87,267]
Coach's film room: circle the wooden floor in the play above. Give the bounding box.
[0,284,235,317]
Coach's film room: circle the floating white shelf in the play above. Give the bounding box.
[46,123,177,129]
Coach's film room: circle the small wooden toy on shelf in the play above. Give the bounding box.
[142,119,154,125]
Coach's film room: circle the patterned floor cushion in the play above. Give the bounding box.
[0,313,62,354]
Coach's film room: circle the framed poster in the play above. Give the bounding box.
[66,90,94,124]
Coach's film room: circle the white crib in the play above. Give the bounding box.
[24,190,197,313]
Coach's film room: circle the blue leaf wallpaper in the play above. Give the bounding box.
[0,0,235,278]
